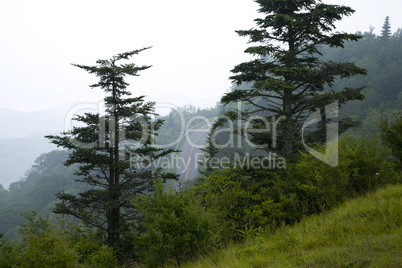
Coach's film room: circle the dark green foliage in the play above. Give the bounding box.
[195,137,400,242]
[45,49,177,249]
[196,168,292,240]
[0,212,118,267]
[200,125,220,176]
[134,180,218,267]
[288,137,400,215]
[221,0,366,157]
[380,113,402,169]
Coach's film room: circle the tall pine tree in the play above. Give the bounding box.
[200,124,220,176]
[381,16,391,41]
[46,48,177,249]
[221,0,367,157]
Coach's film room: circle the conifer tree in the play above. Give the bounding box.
[381,16,391,41]
[200,126,220,175]
[46,48,177,249]
[221,0,367,157]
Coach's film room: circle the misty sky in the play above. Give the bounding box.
[1,0,401,113]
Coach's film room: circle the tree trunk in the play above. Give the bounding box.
[282,90,294,156]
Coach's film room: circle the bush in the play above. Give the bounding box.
[0,211,118,268]
[134,180,218,267]
[0,236,21,268]
[380,112,402,170]
[195,169,294,241]
[195,136,401,243]
[290,137,401,215]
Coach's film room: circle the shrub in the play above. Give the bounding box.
[380,112,402,170]
[288,137,400,215]
[134,180,218,267]
[0,211,118,268]
[195,169,292,240]
[195,136,401,243]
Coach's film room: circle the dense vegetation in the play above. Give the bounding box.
[0,150,79,238]
[0,1,401,267]
[179,184,402,267]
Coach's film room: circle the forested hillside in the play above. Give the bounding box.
[0,135,56,189]
[320,27,402,138]
[0,108,67,188]
[0,150,86,238]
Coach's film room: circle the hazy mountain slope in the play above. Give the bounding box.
[0,107,67,188]
[0,134,56,188]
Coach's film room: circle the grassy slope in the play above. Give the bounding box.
[180,184,402,268]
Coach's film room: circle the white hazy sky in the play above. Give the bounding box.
[1,0,401,113]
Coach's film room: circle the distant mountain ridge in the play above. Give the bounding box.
[0,134,57,189]
[0,107,69,188]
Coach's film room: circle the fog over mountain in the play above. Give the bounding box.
[0,108,64,188]
[0,109,62,139]
[0,95,217,189]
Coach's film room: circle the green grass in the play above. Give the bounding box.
[179,184,402,268]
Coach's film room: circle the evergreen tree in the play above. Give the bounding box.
[200,125,220,175]
[221,0,367,157]
[381,16,391,41]
[46,49,177,250]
